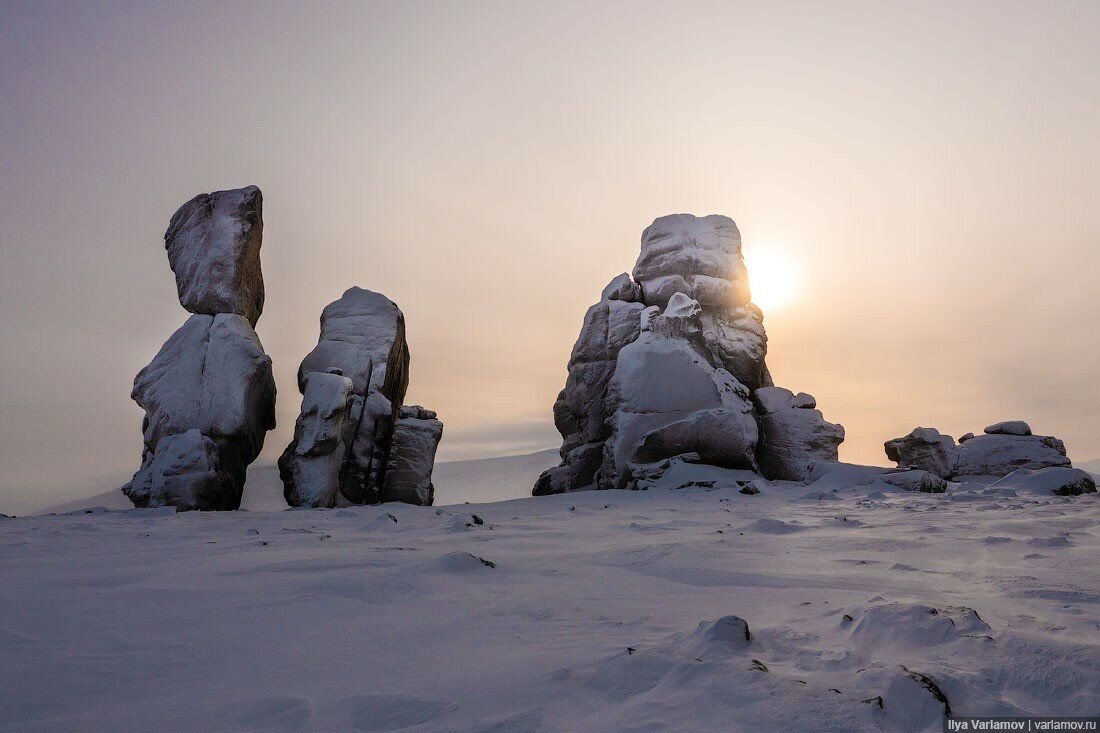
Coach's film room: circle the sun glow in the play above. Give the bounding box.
[744,248,799,312]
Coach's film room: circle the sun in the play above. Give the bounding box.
[744,247,799,312]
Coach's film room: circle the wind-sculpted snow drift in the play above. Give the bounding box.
[536,214,843,495]
[280,288,442,507]
[122,186,276,511]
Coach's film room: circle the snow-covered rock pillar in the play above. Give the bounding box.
[122,186,276,511]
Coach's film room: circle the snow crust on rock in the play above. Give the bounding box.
[536,214,842,495]
[633,214,750,310]
[282,288,441,507]
[123,187,276,511]
[885,424,1074,480]
[123,313,276,510]
[984,420,1032,436]
[754,387,844,480]
[280,371,354,508]
[988,466,1097,496]
[164,185,264,327]
[601,296,758,488]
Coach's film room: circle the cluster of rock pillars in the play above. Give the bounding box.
[122,186,440,511]
[120,186,1094,511]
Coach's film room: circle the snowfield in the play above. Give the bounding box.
[1,466,1098,732]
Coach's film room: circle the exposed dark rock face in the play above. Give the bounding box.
[123,186,276,511]
[381,406,444,506]
[535,214,843,494]
[281,289,441,507]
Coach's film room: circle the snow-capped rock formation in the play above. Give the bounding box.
[280,288,440,507]
[164,185,265,327]
[884,428,957,478]
[885,421,1073,481]
[123,186,276,510]
[535,214,843,494]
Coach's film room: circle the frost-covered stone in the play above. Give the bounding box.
[287,288,411,505]
[632,214,750,310]
[279,371,354,508]
[165,185,264,327]
[699,307,770,391]
[298,287,409,399]
[123,314,276,510]
[600,295,758,489]
[884,428,957,477]
[601,272,643,302]
[886,423,1072,479]
[381,406,443,506]
[988,467,1096,496]
[953,433,1070,477]
[535,214,842,495]
[984,420,1031,436]
[754,387,844,480]
[281,288,441,507]
[144,430,235,511]
[633,215,769,390]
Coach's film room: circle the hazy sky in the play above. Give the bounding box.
[2,1,1099,514]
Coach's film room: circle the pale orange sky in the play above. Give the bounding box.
[2,1,1098,513]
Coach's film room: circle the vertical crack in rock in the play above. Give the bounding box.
[281,288,441,507]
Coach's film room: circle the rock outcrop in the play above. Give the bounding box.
[381,406,444,505]
[280,288,440,507]
[123,186,276,510]
[535,214,843,494]
[884,428,958,478]
[885,421,1074,480]
[754,387,844,481]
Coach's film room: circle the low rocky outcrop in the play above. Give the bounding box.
[123,186,276,511]
[535,214,842,494]
[885,421,1073,480]
[884,428,957,478]
[281,288,440,507]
